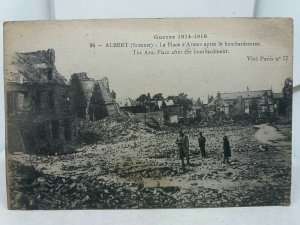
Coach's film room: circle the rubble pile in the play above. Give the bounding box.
[8,123,291,209]
[177,184,290,208]
[78,113,156,144]
[8,160,178,209]
[8,160,43,209]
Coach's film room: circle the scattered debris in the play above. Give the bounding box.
[77,113,157,144]
[8,123,291,209]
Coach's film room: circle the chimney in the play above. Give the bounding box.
[46,49,55,65]
[247,86,249,92]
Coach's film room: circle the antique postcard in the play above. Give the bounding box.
[4,18,293,209]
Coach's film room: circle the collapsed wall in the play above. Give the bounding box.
[70,73,118,120]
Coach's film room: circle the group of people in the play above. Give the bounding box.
[175,129,231,171]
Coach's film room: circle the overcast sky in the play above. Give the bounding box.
[4,18,293,103]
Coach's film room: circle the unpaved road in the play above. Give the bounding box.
[8,124,291,209]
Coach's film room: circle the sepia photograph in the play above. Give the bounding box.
[4,18,293,209]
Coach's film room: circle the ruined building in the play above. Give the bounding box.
[219,90,274,116]
[6,49,78,154]
[203,89,281,119]
[70,72,118,120]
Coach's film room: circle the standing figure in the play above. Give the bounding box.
[175,130,190,170]
[198,131,207,158]
[223,135,231,163]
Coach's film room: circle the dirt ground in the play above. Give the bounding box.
[7,122,291,209]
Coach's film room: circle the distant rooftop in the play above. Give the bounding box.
[220,90,272,100]
[273,92,283,98]
[118,98,139,107]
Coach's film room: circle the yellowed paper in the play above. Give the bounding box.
[4,18,293,209]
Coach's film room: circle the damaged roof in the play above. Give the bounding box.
[207,98,229,108]
[7,49,68,85]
